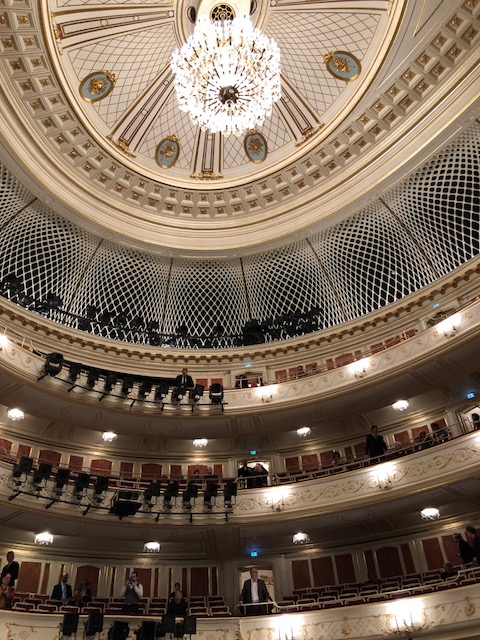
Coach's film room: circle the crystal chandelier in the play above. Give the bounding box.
[292,531,310,545]
[171,13,281,137]
[35,531,54,545]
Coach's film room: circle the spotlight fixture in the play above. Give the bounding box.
[143,541,160,553]
[94,475,109,496]
[163,482,179,509]
[189,384,205,403]
[86,367,100,390]
[102,431,117,443]
[35,531,54,545]
[296,426,311,437]
[182,482,199,509]
[155,383,170,402]
[209,383,224,406]
[32,463,52,489]
[120,375,134,396]
[421,507,440,520]
[392,400,409,412]
[224,481,237,507]
[103,371,118,393]
[110,490,141,519]
[12,456,33,478]
[193,438,208,448]
[144,482,161,504]
[292,531,310,545]
[74,473,91,497]
[138,380,153,400]
[7,407,24,421]
[39,352,64,379]
[67,363,82,388]
[204,483,218,510]
[54,468,70,492]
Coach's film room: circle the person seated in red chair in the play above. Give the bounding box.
[166,590,188,617]
[0,573,15,609]
[69,588,86,609]
[238,568,272,616]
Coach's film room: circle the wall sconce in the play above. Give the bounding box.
[437,314,460,338]
[349,358,369,379]
[387,605,431,638]
[377,474,392,491]
[258,384,277,404]
[269,488,287,512]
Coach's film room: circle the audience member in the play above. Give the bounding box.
[365,425,387,463]
[250,463,268,488]
[440,561,458,580]
[237,459,251,487]
[471,413,480,430]
[51,572,72,602]
[78,579,92,604]
[0,573,14,609]
[465,526,480,564]
[364,570,382,586]
[453,532,474,564]
[120,571,143,613]
[69,588,86,609]
[1,551,19,587]
[414,430,431,451]
[239,568,272,616]
[166,590,188,616]
[174,368,194,390]
[169,582,186,601]
[240,374,249,388]
[431,422,448,443]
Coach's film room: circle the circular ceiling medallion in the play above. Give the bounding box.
[210,4,236,21]
[79,71,116,103]
[244,130,268,163]
[324,51,361,82]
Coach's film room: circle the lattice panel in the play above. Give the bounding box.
[68,25,176,128]
[310,202,437,320]
[162,259,250,338]
[382,122,480,276]
[0,162,34,229]
[67,242,171,341]
[267,12,379,115]
[243,242,345,328]
[0,202,99,310]
[139,91,197,171]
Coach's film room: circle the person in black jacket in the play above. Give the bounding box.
[174,368,194,390]
[365,425,388,463]
[453,532,474,564]
[465,525,480,564]
[51,572,73,602]
[239,568,272,616]
[1,551,19,588]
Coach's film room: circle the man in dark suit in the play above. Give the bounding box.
[365,425,388,463]
[1,551,19,588]
[239,568,272,615]
[175,368,194,390]
[51,572,73,602]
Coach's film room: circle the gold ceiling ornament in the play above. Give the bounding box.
[244,130,268,163]
[155,136,180,169]
[323,51,361,82]
[80,71,116,103]
[210,3,236,22]
[106,135,136,158]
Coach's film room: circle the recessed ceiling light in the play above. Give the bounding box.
[193,438,208,447]
[392,400,409,411]
[292,532,310,545]
[144,541,160,553]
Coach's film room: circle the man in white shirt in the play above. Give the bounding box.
[120,571,143,613]
[239,568,272,616]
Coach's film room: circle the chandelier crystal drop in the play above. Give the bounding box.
[171,13,281,137]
